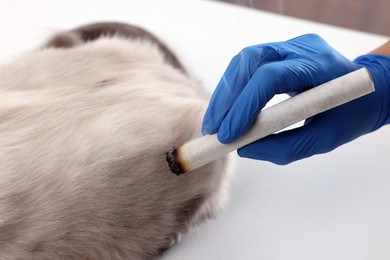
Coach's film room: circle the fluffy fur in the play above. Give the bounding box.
[0,23,232,259]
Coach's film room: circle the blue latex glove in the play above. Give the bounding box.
[202,34,390,164]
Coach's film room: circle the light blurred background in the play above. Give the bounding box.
[217,0,390,36]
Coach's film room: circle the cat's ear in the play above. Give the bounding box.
[44,22,186,73]
[44,32,83,49]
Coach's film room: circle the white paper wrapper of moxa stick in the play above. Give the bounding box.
[166,68,374,175]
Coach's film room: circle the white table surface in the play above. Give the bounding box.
[1,1,389,259]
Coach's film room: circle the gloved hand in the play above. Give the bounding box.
[202,34,390,164]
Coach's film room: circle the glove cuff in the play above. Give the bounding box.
[354,54,390,127]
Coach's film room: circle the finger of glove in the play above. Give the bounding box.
[237,122,325,164]
[202,46,281,135]
[218,59,319,143]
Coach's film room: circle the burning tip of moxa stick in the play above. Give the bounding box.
[166,147,187,176]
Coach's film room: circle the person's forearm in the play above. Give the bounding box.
[370,40,390,55]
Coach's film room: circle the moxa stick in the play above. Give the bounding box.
[166,68,374,175]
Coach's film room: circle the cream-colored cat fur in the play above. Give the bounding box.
[0,23,232,259]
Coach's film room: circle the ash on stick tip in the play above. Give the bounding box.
[166,147,184,176]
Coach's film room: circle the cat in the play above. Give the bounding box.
[0,22,233,259]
